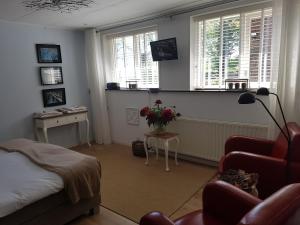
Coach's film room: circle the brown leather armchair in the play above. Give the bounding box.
[219,122,300,199]
[140,180,300,225]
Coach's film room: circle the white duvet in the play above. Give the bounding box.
[0,149,64,217]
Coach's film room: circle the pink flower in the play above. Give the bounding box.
[162,108,174,122]
[140,100,181,127]
[155,99,162,105]
[140,107,150,117]
[147,111,157,123]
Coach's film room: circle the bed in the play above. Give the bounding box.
[0,139,101,225]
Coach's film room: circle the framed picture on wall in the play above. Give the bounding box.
[36,44,62,63]
[42,88,66,107]
[40,67,63,85]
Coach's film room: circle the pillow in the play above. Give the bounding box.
[218,169,259,197]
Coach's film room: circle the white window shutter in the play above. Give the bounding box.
[193,6,273,89]
[110,30,158,88]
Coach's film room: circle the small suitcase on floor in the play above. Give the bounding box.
[132,140,146,157]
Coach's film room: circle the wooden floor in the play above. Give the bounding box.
[69,143,212,225]
[69,182,204,225]
[69,188,203,225]
[69,207,137,225]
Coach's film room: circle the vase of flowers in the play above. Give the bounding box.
[140,99,181,134]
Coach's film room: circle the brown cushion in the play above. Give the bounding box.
[218,169,258,197]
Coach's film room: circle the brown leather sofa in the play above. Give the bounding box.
[140,180,300,225]
[219,122,300,199]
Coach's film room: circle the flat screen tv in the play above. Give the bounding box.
[150,38,178,61]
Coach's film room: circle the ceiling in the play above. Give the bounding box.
[0,0,220,30]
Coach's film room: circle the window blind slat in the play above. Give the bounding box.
[193,7,272,89]
[111,31,158,88]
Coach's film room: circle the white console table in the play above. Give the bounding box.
[34,111,91,146]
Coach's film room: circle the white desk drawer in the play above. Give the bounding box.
[45,117,70,128]
[43,113,86,128]
[66,113,87,123]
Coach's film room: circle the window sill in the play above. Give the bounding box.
[105,88,257,93]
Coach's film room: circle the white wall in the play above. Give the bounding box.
[101,0,268,90]
[0,21,91,147]
[107,90,270,145]
[102,0,271,145]
[158,15,191,90]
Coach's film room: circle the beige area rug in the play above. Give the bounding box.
[73,144,216,223]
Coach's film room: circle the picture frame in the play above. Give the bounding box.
[40,67,63,85]
[42,88,66,107]
[126,107,139,125]
[36,44,62,63]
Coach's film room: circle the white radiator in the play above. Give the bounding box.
[167,117,268,162]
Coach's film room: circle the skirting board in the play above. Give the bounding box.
[112,141,218,168]
[157,148,218,167]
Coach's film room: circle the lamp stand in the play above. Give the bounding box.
[256,97,291,182]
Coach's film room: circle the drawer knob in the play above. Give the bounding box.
[75,117,77,119]
[57,120,59,123]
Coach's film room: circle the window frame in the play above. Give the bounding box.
[104,26,159,89]
[190,2,273,90]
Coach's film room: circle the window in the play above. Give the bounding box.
[108,29,159,89]
[191,6,272,89]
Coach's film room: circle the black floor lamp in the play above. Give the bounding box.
[238,89,291,181]
[256,87,291,142]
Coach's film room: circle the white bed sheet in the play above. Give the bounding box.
[0,150,7,155]
[0,149,64,217]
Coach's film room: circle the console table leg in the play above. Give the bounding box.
[77,123,82,145]
[43,128,48,143]
[86,119,91,147]
[164,141,170,172]
[144,137,149,165]
[35,127,40,142]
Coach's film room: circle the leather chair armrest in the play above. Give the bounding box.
[203,180,261,225]
[240,184,300,225]
[225,136,274,155]
[140,211,174,225]
[222,152,287,198]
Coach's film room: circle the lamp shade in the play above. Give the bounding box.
[256,87,270,96]
[238,92,256,104]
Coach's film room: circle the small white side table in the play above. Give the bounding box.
[34,111,90,146]
[143,132,180,171]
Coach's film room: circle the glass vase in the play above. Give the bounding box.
[153,124,166,134]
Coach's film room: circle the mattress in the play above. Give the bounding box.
[0,149,64,217]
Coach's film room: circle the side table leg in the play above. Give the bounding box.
[175,136,180,165]
[155,138,159,160]
[144,137,149,165]
[164,140,170,172]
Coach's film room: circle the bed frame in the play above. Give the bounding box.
[0,191,100,225]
